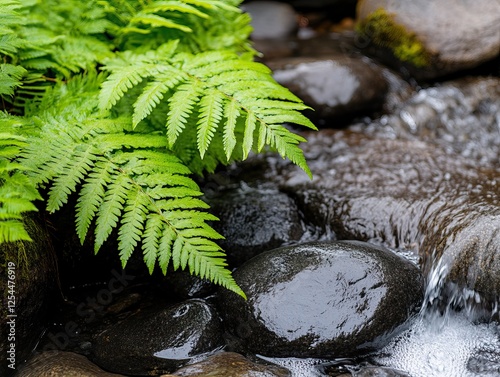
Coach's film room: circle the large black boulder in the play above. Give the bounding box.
[218,241,423,358]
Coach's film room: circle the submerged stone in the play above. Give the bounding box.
[92,299,224,375]
[16,351,125,377]
[167,351,290,377]
[218,241,423,358]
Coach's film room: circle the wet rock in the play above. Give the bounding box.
[249,129,499,301]
[166,351,290,377]
[242,1,297,40]
[288,0,356,8]
[218,241,423,358]
[16,351,125,377]
[163,270,215,299]
[354,76,500,168]
[352,365,411,376]
[207,186,305,267]
[92,299,224,375]
[268,55,388,123]
[0,215,57,377]
[356,0,500,80]
[252,38,297,61]
[294,33,358,57]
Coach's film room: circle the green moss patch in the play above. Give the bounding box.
[357,8,430,67]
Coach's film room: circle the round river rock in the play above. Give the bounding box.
[92,299,224,375]
[218,241,423,358]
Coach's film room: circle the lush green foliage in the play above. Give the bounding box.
[0,0,316,297]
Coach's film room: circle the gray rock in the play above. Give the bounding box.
[168,351,290,377]
[207,186,305,267]
[92,299,224,375]
[242,1,297,40]
[16,351,125,377]
[218,241,423,358]
[268,55,388,122]
[356,0,500,79]
[0,216,57,377]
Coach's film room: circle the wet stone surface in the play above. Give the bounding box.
[16,351,125,377]
[354,76,500,168]
[268,55,388,123]
[166,351,291,377]
[218,241,423,359]
[207,186,306,268]
[92,299,224,375]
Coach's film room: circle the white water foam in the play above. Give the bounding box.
[256,355,329,377]
[372,250,500,377]
[373,312,500,377]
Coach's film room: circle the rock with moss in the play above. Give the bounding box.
[0,215,57,377]
[356,0,500,79]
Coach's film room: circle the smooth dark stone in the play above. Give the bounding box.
[207,186,306,267]
[218,241,423,358]
[16,351,125,377]
[169,351,290,377]
[0,216,57,377]
[267,54,388,122]
[92,299,224,375]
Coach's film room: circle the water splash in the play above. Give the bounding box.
[372,249,500,377]
[373,313,500,377]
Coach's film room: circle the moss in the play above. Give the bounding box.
[356,8,430,67]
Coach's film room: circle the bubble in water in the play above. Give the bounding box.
[373,312,500,377]
[256,355,329,377]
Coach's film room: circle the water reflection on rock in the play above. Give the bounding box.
[218,241,423,358]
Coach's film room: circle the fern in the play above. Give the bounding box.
[0,0,317,298]
[0,113,41,242]
[22,75,245,297]
[100,46,317,176]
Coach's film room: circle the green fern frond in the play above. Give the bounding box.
[101,47,316,175]
[75,158,113,243]
[197,88,224,158]
[132,70,182,126]
[143,2,209,18]
[0,64,27,98]
[0,115,41,243]
[23,86,245,297]
[129,13,193,33]
[166,81,202,145]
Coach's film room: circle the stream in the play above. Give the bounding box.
[7,1,500,376]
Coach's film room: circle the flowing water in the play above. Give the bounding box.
[260,255,500,377]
